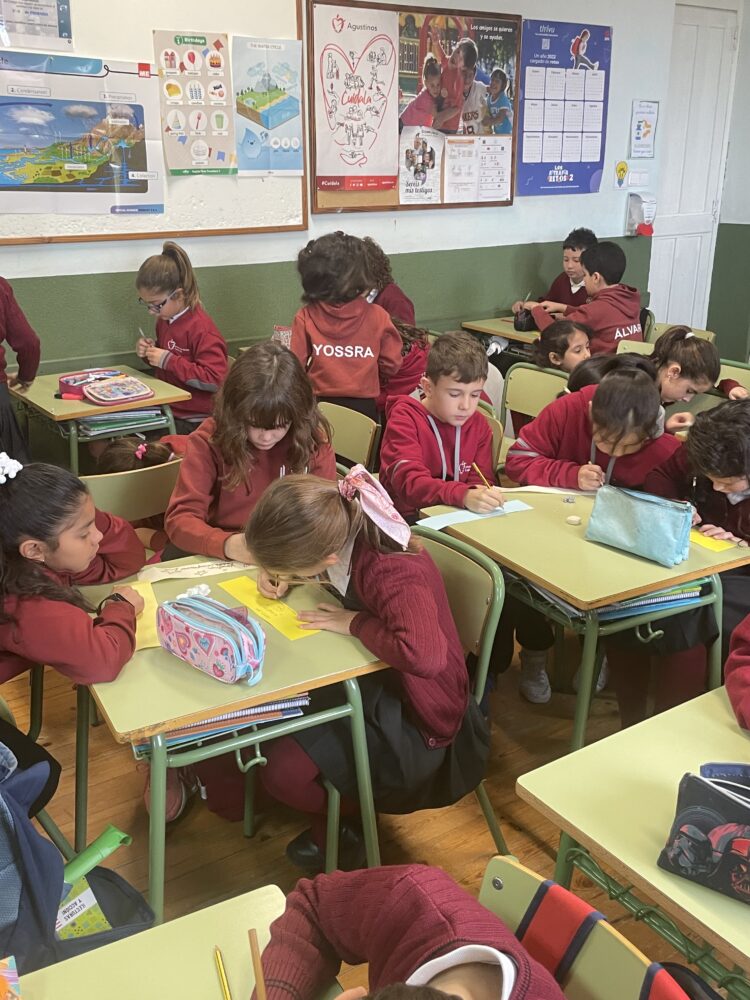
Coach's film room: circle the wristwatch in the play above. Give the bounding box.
[96,593,131,614]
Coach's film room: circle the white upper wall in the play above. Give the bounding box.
[0,0,677,278]
[720,0,750,223]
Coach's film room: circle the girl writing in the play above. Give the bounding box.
[399,54,443,129]
[164,341,335,562]
[291,232,402,420]
[135,241,228,432]
[0,454,145,686]
[245,468,489,870]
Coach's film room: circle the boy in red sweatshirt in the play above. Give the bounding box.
[528,241,643,355]
[512,227,596,316]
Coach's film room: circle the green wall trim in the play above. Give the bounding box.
[707,223,750,363]
[10,235,651,375]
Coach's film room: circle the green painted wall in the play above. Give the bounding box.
[707,223,750,363]
[10,235,651,374]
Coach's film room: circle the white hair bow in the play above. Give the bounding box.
[0,452,23,484]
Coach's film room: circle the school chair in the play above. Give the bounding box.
[479,855,692,1000]
[616,340,652,356]
[479,407,505,474]
[498,363,568,473]
[640,307,656,343]
[322,525,510,871]
[318,402,380,472]
[651,322,716,344]
[718,358,750,395]
[80,458,182,525]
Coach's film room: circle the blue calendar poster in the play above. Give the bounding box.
[516,20,612,196]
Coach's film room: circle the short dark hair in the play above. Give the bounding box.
[297,231,372,304]
[686,400,750,479]
[426,331,487,384]
[563,227,597,253]
[532,319,592,368]
[650,326,720,384]
[455,38,478,69]
[581,241,627,285]
[590,368,661,443]
[567,353,658,392]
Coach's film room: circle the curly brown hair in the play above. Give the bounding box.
[393,319,429,356]
[362,236,394,293]
[212,342,331,490]
[297,231,372,304]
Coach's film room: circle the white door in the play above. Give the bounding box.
[647,4,738,327]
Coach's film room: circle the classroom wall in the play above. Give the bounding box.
[0,0,675,370]
[707,0,750,361]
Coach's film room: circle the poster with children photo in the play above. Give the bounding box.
[399,125,442,202]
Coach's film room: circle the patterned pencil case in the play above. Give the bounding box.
[58,369,154,406]
[157,596,266,685]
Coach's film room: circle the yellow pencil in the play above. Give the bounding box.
[248,929,267,1000]
[471,462,492,489]
[214,945,233,1000]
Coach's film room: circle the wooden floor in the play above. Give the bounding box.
[3,657,708,989]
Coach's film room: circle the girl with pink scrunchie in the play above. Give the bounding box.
[244,465,489,871]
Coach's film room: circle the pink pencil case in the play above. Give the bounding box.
[58,369,154,405]
[157,596,266,685]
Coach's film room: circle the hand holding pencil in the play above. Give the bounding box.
[465,463,504,514]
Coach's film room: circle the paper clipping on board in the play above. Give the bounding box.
[399,125,441,203]
[443,134,511,203]
[0,0,73,50]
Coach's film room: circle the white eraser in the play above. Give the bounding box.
[566,515,582,526]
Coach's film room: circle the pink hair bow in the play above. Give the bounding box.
[134,443,147,459]
[339,464,411,549]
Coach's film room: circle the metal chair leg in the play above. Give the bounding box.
[323,779,341,873]
[475,780,510,855]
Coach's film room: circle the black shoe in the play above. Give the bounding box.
[286,823,366,873]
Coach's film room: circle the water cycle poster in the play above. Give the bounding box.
[232,36,303,176]
[154,29,237,175]
[517,20,612,196]
[311,2,399,192]
[0,50,165,215]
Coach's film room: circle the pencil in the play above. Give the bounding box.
[248,929,267,1000]
[472,462,492,490]
[214,946,233,1000]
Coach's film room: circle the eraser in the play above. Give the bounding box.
[566,515,582,526]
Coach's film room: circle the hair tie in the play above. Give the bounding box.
[134,443,147,460]
[0,452,23,484]
[338,464,411,549]
[684,331,695,339]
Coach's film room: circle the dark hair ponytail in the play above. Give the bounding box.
[650,326,720,384]
[0,463,93,625]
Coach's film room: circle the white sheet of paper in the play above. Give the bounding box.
[581,132,602,162]
[522,132,542,163]
[523,99,544,131]
[524,66,546,99]
[543,100,564,131]
[542,132,563,162]
[583,101,604,131]
[417,500,533,531]
[584,69,606,100]
[544,67,566,99]
[563,101,584,131]
[565,69,585,100]
[562,133,582,161]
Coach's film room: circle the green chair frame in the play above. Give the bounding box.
[319,402,380,472]
[322,526,511,871]
[498,363,568,471]
[652,322,716,344]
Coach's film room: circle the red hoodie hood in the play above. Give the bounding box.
[301,298,372,340]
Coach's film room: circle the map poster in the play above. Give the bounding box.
[517,20,612,196]
[232,36,303,177]
[0,50,164,215]
[0,0,73,51]
[399,125,441,204]
[154,29,237,175]
[312,2,399,192]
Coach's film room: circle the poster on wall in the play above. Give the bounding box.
[232,36,304,176]
[0,0,73,50]
[516,19,612,196]
[399,125,441,203]
[154,30,237,175]
[0,50,165,215]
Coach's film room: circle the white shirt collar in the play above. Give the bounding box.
[570,278,585,293]
[406,945,517,1000]
[325,530,357,597]
[169,306,190,324]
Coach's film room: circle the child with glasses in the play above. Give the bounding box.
[135,241,228,433]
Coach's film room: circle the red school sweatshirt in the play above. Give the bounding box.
[152,305,229,420]
[374,281,416,325]
[0,277,40,384]
[533,283,643,355]
[164,418,336,559]
[379,395,494,520]
[291,299,402,400]
[376,340,429,412]
[0,510,145,685]
[725,613,750,730]
[543,271,589,309]
[505,384,683,491]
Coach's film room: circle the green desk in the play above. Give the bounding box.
[21,883,285,999]
[10,366,191,473]
[462,315,538,345]
[423,493,750,748]
[83,560,385,922]
[517,688,750,999]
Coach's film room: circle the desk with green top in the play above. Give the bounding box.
[21,883,286,999]
[10,366,191,473]
[462,315,538,345]
[517,688,750,999]
[81,559,386,923]
[423,493,750,749]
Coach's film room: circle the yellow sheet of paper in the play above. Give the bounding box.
[127,580,161,650]
[218,576,320,640]
[690,528,737,552]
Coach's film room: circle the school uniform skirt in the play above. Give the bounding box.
[294,672,490,813]
[0,383,30,463]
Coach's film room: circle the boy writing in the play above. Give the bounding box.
[527,241,643,355]
[379,331,501,522]
[512,228,596,315]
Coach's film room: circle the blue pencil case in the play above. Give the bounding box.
[585,486,693,568]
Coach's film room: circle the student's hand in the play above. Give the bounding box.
[257,569,289,600]
[578,463,605,490]
[144,345,169,368]
[111,586,145,616]
[692,510,702,527]
[465,486,504,513]
[729,385,750,400]
[538,300,567,314]
[522,300,540,310]
[7,375,32,391]
[223,533,254,564]
[665,411,695,434]
[699,524,749,546]
[135,336,154,358]
[297,603,357,634]
[511,300,524,314]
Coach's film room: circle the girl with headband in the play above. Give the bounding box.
[244,465,489,871]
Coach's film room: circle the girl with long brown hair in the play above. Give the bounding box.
[164,341,335,561]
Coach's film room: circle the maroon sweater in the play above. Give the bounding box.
[725,614,750,729]
[374,281,416,325]
[258,866,564,1000]
[544,271,588,309]
[533,283,643,355]
[152,305,229,419]
[0,511,145,684]
[348,538,469,746]
[0,276,40,384]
